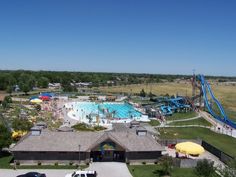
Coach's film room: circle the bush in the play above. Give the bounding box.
[16,161,20,166]
[69,162,74,166]
[37,162,41,166]
[194,159,215,177]
[54,162,58,166]
[158,155,173,176]
[142,161,146,165]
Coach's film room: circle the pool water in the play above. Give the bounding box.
[73,102,142,119]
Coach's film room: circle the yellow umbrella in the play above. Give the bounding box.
[30,98,42,104]
[175,142,204,155]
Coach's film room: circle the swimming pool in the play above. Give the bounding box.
[72,102,142,119]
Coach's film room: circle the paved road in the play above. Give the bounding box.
[0,162,133,177]
[0,169,74,177]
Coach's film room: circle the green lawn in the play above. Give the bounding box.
[128,165,198,177]
[167,118,212,127]
[167,112,198,121]
[0,154,12,169]
[149,119,161,126]
[159,127,236,157]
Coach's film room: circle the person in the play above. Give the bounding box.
[14,160,17,170]
[175,152,179,158]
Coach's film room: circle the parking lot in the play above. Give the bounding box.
[0,169,75,177]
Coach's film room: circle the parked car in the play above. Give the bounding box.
[65,170,97,177]
[16,172,46,177]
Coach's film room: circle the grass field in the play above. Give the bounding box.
[159,127,236,157]
[166,112,198,121]
[128,165,199,177]
[148,119,160,126]
[98,82,236,122]
[167,118,212,127]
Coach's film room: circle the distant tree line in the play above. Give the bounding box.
[0,70,235,93]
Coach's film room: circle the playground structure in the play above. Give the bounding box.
[160,97,191,115]
[149,97,192,116]
[193,74,236,129]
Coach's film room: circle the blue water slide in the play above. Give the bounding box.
[197,75,236,128]
[160,105,172,115]
[205,80,227,120]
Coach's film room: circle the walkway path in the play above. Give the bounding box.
[200,110,236,138]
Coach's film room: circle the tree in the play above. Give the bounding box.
[1,96,12,109]
[12,118,33,131]
[6,86,13,95]
[18,73,34,94]
[158,155,173,176]
[140,89,146,97]
[219,158,236,177]
[0,124,12,150]
[38,77,49,88]
[4,96,12,103]
[195,159,215,177]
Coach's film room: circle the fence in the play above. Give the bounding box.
[202,140,234,164]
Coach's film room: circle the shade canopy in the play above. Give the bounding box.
[40,96,50,101]
[30,98,42,104]
[175,142,204,155]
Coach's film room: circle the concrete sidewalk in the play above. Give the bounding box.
[87,162,133,177]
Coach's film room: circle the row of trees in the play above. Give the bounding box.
[1,70,235,94]
[0,70,193,93]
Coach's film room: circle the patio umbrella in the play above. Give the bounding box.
[175,142,204,155]
[30,98,43,104]
[40,96,50,101]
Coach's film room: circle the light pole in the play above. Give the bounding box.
[78,144,81,170]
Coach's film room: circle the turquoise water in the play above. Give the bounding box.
[74,102,142,119]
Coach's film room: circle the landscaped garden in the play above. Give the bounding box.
[0,153,88,169]
[72,123,107,132]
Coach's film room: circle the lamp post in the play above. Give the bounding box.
[78,144,81,170]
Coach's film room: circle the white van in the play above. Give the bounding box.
[65,170,97,177]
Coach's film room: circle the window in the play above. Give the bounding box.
[87,174,96,177]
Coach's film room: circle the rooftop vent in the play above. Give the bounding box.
[30,126,42,136]
[136,127,147,136]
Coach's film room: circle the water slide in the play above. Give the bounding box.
[160,105,173,115]
[197,75,236,129]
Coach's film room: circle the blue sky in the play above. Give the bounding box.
[0,0,236,76]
